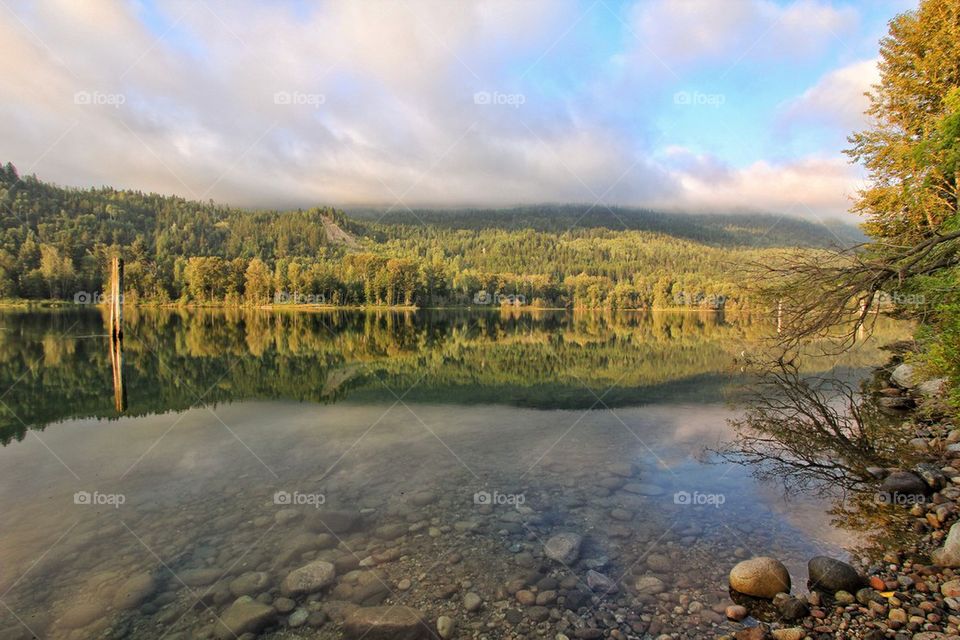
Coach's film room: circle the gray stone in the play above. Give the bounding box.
[880,471,929,499]
[891,363,916,388]
[544,532,583,564]
[585,570,618,594]
[437,615,455,639]
[281,560,336,597]
[463,592,482,612]
[214,598,276,639]
[229,572,271,597]
[112,573,156,610]
[807,556,864,593]
[633,575,665,595]
[918,377,948,397]
[343,606,430,640]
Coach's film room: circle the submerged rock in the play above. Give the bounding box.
[281,560,336,597]
[544,532,583,564]
[633,574,666,595]
[214,598,276,639]
[112,573,156,610]
[729,557,791,599]
[343,606,431,639]
[807,556,864,593]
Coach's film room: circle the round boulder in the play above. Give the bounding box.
[807,556,864,593]
[729,557,791,599]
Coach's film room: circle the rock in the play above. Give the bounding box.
[273,597,296,614]
[585,570,618,594]
[878,396,914,410]
[305,509,360,534]
[729,557,791,599]
[112,573,156,610]
[229,571,271,597]
[942,579,960,598]
[918,377,948,397]
[563,589,592,611]
[437,615,455,639]
[725,604,748,621]
[930,522,960,567]
[515,589,536,606]
[777,596,809,620]
[214,598,276,639]
[916,463,948,491]
[634,575,665,595]
[180,568,222,587]
[645,553,672,572]
[288,608,309,627]
[59,602,108,629]
[771,629,804,640]
[834,590,855,604]
[880,471,929,499]
[735,627,767,640]
[281,560,336,597]
[891,363,916,388]
[463,592,482,612]
[544,533,583,564]
[807,556,864,593]
[343,606,431,640]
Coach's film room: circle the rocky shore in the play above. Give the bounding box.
[720,361,960,640]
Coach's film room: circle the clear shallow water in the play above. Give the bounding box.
[0,309,906,639]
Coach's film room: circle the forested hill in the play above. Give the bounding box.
[0,163,846,309]
[348,205,865,248]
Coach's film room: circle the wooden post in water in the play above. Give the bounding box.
[110,333,127,412]
[108,256,126,412]
[109,257,124,341]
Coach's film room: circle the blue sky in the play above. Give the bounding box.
[0,0,918,218]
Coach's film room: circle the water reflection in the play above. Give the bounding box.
[0,308,911,640]
[0,308,903,445]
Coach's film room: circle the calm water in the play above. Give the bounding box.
[0,308,906,639]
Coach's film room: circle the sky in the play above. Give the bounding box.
[0,0,917,219]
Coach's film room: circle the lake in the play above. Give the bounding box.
[0,308,906,639]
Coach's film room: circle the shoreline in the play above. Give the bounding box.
[0,299,750,314]
[720,356,959,639]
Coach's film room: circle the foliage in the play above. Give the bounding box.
[2,164,826,311]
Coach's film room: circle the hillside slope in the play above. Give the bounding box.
[0,163,818,309]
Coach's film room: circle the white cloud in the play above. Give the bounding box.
[0,0,869,219]
[626,0,858,69]
[780,58,879,130]
[667,153,862,218]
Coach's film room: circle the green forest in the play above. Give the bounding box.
[0,163,850,311]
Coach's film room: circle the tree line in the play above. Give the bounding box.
[0,162,803,310]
